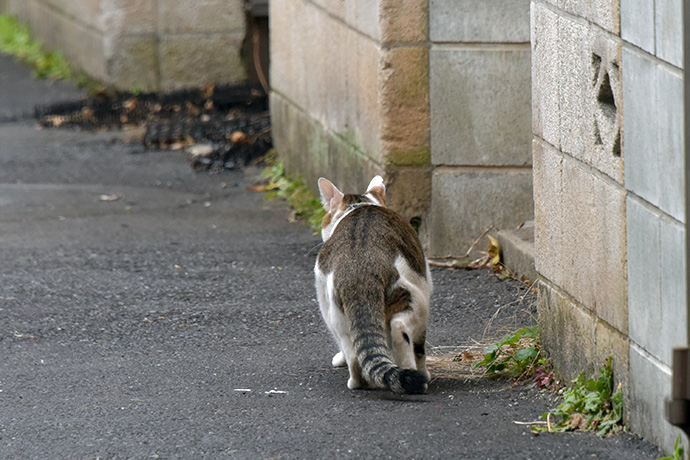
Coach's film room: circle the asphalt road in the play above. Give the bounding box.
[0,53,663,459]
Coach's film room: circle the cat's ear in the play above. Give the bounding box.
[318,177,344,212]
[366,175,386,206]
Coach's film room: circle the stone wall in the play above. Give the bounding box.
[0,0,247,91]
[531,0,686,453]
[428,0,533,257]
[270,0,534,255]
[270,0,431,226]
[621,0,685,451]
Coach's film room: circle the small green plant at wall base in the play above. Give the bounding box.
[533,356,623,437]
[474,325,548,382]
[260,159,326,233]
[0,15,72,80]
[658,435,685,460]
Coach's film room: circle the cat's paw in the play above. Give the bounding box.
[347,376,362,390]
[332,352,346,368]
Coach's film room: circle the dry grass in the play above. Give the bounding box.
[427,343,488,381]
[427,335,538,382]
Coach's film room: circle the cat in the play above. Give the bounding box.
[314,175,432,394]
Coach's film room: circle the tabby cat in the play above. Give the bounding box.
[314,176,432,394]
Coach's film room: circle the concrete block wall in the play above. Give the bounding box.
[270,0,431,224]
[532,0,687,454]
[620,0,686,451]
[428,0,533,256]
[270,0,534,253]
[0,0,247,91]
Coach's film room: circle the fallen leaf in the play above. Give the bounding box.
[487,235,501,266]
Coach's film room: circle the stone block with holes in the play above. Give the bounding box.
[558,13,623,183]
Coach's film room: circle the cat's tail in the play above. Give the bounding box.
[351,314,428,394]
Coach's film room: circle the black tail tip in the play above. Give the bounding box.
[399,369,429,394]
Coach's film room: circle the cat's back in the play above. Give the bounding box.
[317,205,425,277]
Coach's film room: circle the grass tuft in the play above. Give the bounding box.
[0,15,72,80]
[259,155,326,233]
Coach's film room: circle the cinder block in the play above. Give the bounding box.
[660,219,688,363]
[430,0,530,43]
[380,0,428,43]
[594,323,629,399]
[309,0,345,20]
[428,168,533,257]
[270,91,428,227]
[623,47,658,205]
[626,197,662,359]
[656,66,684,222]
[41,0,102,30]
[534,142,627,321]
[380,46,430,166]
[531,2,561,148]
[108,35,158,91]
[22,0,108,81]
[383,166,431,225]
[347,33,384,163]
[559,155,598,309]
[346,0,381,41]
[591,175,627,331]
[158,0,245,33]
[430,47,531,166]
[620,0,654,53]
[557,0,587,18]
[655,0,683,68]
[537,282,599,381]
[555,15,623,183]
[588,31,623,183]
[269,0,306,101]
[99,0,156,34]
[556,14,590,164]
[159,33,246,91]
[532,139,564,281]
[303,10,350,134]
[628,346,686,455]
[589,0,620,34]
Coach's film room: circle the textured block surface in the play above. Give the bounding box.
[655,0,683,67]
[428,168,533,256]
[626,197,662,359]
[534,139,627,330]
[623,47,685,222]
[620,0,654,53]
[430,47,532,166]
[430,0,530,42]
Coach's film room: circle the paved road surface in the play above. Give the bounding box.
[0,53,662,459]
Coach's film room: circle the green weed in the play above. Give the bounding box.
[658,435,685,460]
[474,326,549,383]
[0,15,72,80]
[534,356,623,437]
[260,158,326,233]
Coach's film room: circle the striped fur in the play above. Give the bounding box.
[314,176,431,394]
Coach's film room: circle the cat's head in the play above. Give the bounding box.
[317,175,387,241]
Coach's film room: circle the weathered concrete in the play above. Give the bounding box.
[429,0,531,43]
[429,168,533,257]
[0,0,248,90]
[430,46,532,167]
[494,224,537,282]
[532,0,687,454]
